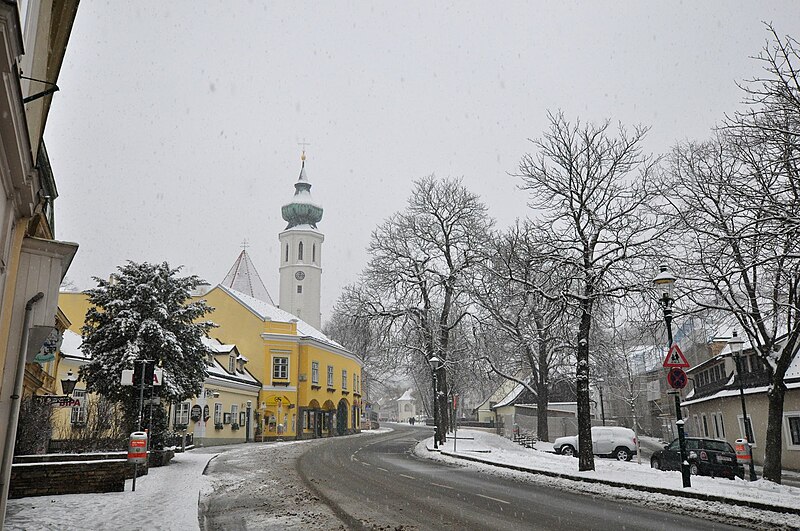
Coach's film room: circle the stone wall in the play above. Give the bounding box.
[10,460,127,498]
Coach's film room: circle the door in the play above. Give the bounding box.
[663,440,681,470]
[592,428,613,454]
[336,400,349,435]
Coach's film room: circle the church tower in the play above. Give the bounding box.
[278,151,324,329]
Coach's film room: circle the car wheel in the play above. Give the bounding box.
[614,447,632,461]
[560,444,576,457]
[650,458,660,470]
[689,463,700,476]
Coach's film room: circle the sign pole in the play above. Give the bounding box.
[132,360,151,492]
[453,394,458,453]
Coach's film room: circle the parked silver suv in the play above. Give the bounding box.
[553,426,638,461]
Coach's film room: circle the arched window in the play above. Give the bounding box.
[312,244,316,263]
[298,241,304,261]
[285,244,289,262]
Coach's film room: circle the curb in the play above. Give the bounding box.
[436,448,800,516]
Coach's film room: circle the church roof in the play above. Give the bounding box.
[220,250,275,305]
[281,158,323,229]
[218,285,345,350]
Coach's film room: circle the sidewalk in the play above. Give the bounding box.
[5,450,216,530]
[420,430,800,519]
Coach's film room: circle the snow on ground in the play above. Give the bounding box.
[6,450,214,531]
[416,429,800,530]
[5,428,393,531]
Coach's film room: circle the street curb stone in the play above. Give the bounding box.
[435,448,800,516]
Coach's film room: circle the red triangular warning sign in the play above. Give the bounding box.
[663,344,690,368]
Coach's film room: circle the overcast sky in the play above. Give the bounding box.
[45,1,800,324]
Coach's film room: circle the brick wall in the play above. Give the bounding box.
[10,460,128,498]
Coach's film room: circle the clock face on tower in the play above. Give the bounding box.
[295,271,306,281]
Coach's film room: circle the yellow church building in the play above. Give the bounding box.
[57,154,363,444]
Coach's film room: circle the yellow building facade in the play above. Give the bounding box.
[54,155,362,445]
[200,285,362,440]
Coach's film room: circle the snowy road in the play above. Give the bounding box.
[297,424,747,531]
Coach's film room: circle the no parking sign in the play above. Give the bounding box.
[667,368,687,389]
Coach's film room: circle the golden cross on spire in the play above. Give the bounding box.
[298,140,311,161]
[240,238,250,251]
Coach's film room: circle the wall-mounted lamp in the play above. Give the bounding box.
[61,370,78,396]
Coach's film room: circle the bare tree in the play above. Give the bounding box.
[346,176,493,443]
[669,133,799,482]
[472,221,574,441]
[14,398,53,455]
[666,28,800,483]
[53,395,126,452]
[517,111,663,471]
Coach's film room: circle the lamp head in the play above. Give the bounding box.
[728,330,745,356]
[652,264,677,300]
[61,370,78,396]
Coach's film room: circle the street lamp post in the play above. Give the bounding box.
[728,331,757,481]
[653,265,691,488]
[430,356,441,450]
[596,377,606,426]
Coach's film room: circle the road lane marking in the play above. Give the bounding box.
[361,461,371,466]
[377,467,388,472]
[399,474,415,480]
[476,494,510,505]
[430,482,453,490]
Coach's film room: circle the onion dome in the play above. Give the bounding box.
[281,151,323,229]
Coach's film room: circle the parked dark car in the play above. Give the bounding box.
[650,437,744,479]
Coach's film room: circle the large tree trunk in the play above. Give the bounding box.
[763,379,786,483]
[436,366,449,444]
[536,384,549,442]
[534,315,550,442]
[577,302,595,471]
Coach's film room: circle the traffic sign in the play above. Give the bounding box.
[663,344,690,368]
[667,368,688,389]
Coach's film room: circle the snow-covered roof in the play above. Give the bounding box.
[492,381,528,409]
[201,336,260,386]
[200,335,236,354]
[219,285,345,349]
[398,389,414,401]
[220,250,275,305]
[60,329,88,360]
[281,224,320,233]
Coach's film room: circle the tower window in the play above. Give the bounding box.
[285,244,289,262]
[312,244,316,263]
[298,241,304,261]
[297,285,303,294]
